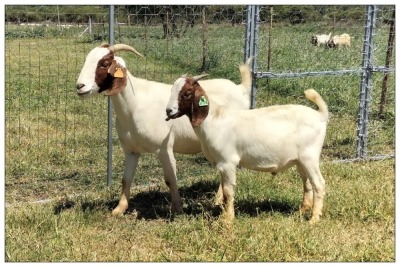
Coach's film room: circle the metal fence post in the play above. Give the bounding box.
[244,5,260,109]
[356,5,377,159]
[107,5,115,186]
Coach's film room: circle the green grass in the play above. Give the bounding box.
[5,18,395,262]
[5,159,395,261]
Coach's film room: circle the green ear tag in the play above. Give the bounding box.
[198,96,209,107]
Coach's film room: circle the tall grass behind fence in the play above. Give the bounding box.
[4,5,395,206]
[113,6,247,83]
[5,37,109,203]
[5,9,112,204]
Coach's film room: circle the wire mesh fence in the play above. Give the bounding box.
[4,5,395,205]
[244,5,395,161]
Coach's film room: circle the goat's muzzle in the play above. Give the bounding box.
[76,83,91,97]
[76,83,85,90]
[165,108,180,121]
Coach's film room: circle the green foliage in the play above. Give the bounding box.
[5,25,46,39]
[5,5,108,24]
[5,5,394,25]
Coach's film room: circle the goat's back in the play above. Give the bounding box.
[199,79,250,109]
[230,104,327,137]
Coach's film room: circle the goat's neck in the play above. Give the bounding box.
[109,72,137,120]
[193,106,225,140]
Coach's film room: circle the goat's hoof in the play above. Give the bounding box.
[308,216,321,224]
[220,209,235,222]
[172,208,183,215]
[299,205,312,215]
[111,206,127,216]
[220,214,234,227]
[171,204,183,214]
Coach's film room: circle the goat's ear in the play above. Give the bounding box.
[191,85,209,127]
[108,60,125,78]
[106,60,127,96]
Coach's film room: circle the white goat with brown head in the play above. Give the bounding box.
[76,44,253,216]
[311,32,332,46]
[166,76,329,224]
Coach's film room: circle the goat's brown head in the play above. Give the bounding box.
[166,74,209,127]
[76,44,144,98]
[311,35,318,45]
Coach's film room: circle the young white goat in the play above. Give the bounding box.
[166,77,329,223]
[311,32,332,46]
[76,44,253,215]
[326,33,351,48]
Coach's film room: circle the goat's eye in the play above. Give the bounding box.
[100,61,109,68]
[183,91,192,99]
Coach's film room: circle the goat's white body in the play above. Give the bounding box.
[196,105,326,172]
[197,101,327,223]
[76,45,252,215]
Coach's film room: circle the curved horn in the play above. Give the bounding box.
[108,44,145,58]
[193,74,209,82]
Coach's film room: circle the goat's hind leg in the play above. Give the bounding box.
[112,152,140,215]
[296,163,314,215]
[299,161,326,224]
[214,183,224,206]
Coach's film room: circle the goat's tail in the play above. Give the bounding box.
[304,89,329,122]
[238,57,254,95]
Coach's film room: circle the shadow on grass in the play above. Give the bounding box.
[54,179,298,220]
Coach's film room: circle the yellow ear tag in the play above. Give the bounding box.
[114,68,124,78]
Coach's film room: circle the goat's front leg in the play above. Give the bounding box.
[218,163,237,222]
[112,152,140,215]
[158,149,182,214]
